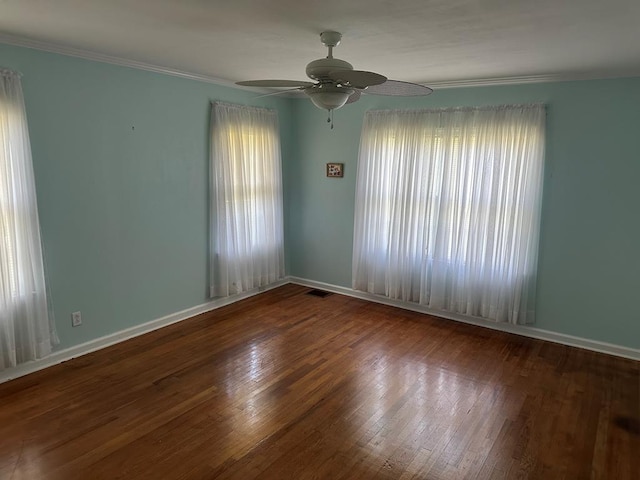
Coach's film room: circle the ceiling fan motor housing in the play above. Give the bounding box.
[306,57,353,81]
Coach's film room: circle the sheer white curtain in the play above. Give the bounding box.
[210,102,285,297]
[1,69,57,370]
[353,105,545,324]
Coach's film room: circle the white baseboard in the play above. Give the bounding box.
[2,275,637,385]
[0,279,288,384]
[289,276,640,361]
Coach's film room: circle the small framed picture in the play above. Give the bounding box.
[326,163,344,178]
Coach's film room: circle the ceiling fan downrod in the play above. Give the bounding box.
[320,30,343,59]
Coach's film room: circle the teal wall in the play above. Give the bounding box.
[288,78,640,349]
[1,41,639,353]
[0,43,294,350]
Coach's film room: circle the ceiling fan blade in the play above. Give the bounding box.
[363,80,433,96]
[236,80,315,88]
[346,89,361,104]
[328,70,387,88]
[254,87,308,99]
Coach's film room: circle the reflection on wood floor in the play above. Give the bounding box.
[1,284,638,479]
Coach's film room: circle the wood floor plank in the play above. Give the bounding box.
[1,284,638,479]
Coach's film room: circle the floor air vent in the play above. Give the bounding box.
[306,289,333,298]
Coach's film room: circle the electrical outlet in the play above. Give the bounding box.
[71,311,82,327]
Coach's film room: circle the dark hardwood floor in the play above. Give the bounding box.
[1,284,638,479]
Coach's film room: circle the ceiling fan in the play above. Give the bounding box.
[236,31,433,125]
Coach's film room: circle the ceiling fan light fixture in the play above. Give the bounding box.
[305,84,354,111]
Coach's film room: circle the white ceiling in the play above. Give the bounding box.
[1,0,639,87]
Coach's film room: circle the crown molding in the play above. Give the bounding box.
[1,33,639,92]
[0,33,266,93]
[425,70,640,89]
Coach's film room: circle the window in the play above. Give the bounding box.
[1,69,56,370]
[353,105,545,324]
[209,102,285,297]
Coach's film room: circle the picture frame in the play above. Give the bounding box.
[326,163,344,178]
